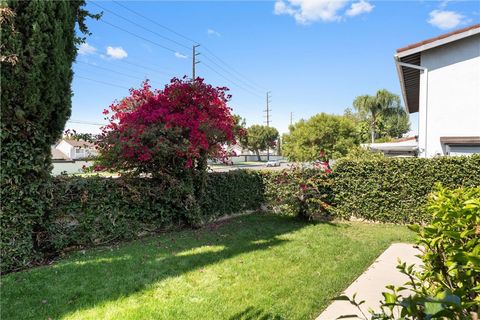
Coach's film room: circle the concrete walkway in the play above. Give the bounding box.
[317,243,421,320]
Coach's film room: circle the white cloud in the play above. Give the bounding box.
[106,46,128,60]
[274,0,375,24]
[78,42,97,55]
[346,0,374,17]
[439,0,452,9]
[274,1,297,16]
[276,0,349,23]
[207,29,221,37]
[174,52,187,59]
[428,9,466,30]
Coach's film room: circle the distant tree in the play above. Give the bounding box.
[282,113,358,161]
[337,145,385,162]
[352,89,407,143]
[240,125,279,161]
[63,129,96,143]
[232,114,247,143]
[379,110,410,139]
[343,107,370,142]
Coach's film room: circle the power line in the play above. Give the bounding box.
[199,52,263,94]
[76,61,168,88]
[201,62,263,98]
[100,19,186,55]
[112,0,199,45]
[119,60,177,78]
[83,38,180,77]
[91,1,191,51]
[75,75,130,90]
[108,1,266,92]
[76,61,151,82]
[201,46,267,91]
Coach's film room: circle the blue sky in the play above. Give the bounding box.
[71,0,479,135]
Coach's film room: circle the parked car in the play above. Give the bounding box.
[266,160,281,167]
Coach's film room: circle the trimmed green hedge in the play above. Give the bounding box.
[260,168,333,220]
[3,155,479,273]
[201,170,264,218]
[332,155,480,223]
[42,176,193,253]
[42,171,263,254]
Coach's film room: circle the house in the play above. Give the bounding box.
[51,146,72,161]
[55,139,97,160]
[363,136,418,157]
[394,24,480,157]
[50,139,96,175]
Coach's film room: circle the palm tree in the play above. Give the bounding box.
[353,89,403,143]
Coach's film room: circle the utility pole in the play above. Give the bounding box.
[264,91,272,161]
[290,112,293,126]
[192,44,200,81]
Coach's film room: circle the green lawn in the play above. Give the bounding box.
[1,214,414,320]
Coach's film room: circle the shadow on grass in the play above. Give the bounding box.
[2,214,321,320]
[229,306,285,320]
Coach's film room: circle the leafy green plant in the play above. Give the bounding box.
[339,145,385,161]
[239,125,279,161]
[33,170,264,265]
[332,155,480,224]
[201,170,264,219]
[261,166,333,220]
[0,0,100,273]
[413,185,480,311]
[337,186,480,319]
[352,89,406,143]
[282,113,359,161]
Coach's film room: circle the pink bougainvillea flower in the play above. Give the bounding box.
[96,78,238,173]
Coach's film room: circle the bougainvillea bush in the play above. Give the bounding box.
[95,78,239,225]
[96,78,238,178]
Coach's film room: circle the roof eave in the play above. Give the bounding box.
[396,25,480,58]
[394,55,413,114]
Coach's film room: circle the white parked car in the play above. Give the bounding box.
[266,160,281,167]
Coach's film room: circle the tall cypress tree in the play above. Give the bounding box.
[0,0,99,272]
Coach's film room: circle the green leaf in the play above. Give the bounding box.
[424,301,444,315]
[382,292,396,305]
[436,292,461,307]
[333,295,352,301]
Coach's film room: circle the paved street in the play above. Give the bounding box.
[209,161,291,172]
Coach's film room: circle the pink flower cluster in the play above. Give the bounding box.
[97,78,237,170]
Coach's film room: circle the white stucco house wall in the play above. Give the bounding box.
[55,139,97,160]
[50,139,96,175]
[394,24,480,157]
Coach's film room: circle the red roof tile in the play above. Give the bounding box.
[397,24,480,53]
